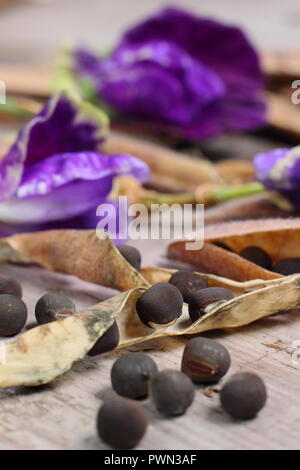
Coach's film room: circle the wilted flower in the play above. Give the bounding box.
[254,145,300,209]
[0,93,150,235]
[71,6,266,140]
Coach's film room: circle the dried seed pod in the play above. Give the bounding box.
[97,395,148,449]
[136,283,183,326]
[273,257,300,275]
[169,270,208,302]
[35,293,76,325]
[87,321,119,356]
[181,337,231,384]
[189,287,234,322]
[0,275,22,298]
[0,295,28,336]
[118,245,141,271]
[150,370,195,416]
[220,372,267,419]
[239,246,272,270]
[213,242,233,252]
[111,352,158,399]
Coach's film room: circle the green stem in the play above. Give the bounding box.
[141,191,195,209]
[0,98,35,118]
[208,182,265,204]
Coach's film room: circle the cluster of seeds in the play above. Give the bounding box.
[97,338,267,449]
[220,243,300,275]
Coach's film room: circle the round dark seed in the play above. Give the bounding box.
[239,246,272,270]
[181,337,231,384]
[88,322,119,356]
[220,372,267,419]
[118,245,141,271]
[0,295,28,336]
[35,293,76,325]
[0,275,22,298]
[150,370,195,416]
[136,283,183,326]
[272,257,300,275]
[111,352,158,399]
[169,270,208,303]
[189,287,234,323]
[97,395,148,449]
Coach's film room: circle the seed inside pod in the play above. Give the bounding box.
[169,270,208,302]
[136,283,183,326]
[0,294,28,336]
[0,275,22,298]
[97,395,148,449]
[181,337,231,383]
[239,246,272,270]
[189,287,234,323]
[35,293,76,325]
[111,352,158,399]
[150,370,195,416]
[88,321,120,356]
[273,257,300,275]
[118,245,141,271]
[220,372,267,419]
[213,242,233,252]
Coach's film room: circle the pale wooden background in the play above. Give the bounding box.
[0,0,300,451]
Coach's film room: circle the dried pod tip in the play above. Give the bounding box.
[188,287,234,323]
[169,270,208,302]
[150,369,195,416]
[111,352,158,399]
[97,395,148,449]
[35,292,76,325]
[136,283,183,326]
[88,321,120,357]
[220,372,267,419]
[0,294,28,336]
[118,245,141,271]
[181,337,231,384]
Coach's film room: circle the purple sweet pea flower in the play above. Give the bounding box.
[72,6,266,140]
[254,145,300,208]
[0,93,150,235]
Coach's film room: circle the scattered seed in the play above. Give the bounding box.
[111,352,158,399]
[181,337,231,384]
[150,369,195,416]
[273,257,300,275]
[220,372,267,419]
[239,246,272,270]
[97,395,148,449]
[0,275,22,298]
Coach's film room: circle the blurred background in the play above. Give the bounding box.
[0,0,299,65]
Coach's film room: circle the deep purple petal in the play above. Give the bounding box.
[254,148,292,190]
[0,93,108,202]
[0,153,150,224]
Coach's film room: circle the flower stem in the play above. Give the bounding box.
[200,182,265,205]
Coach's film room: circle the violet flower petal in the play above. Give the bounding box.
[0,93,108,202]
[0,152,149,224]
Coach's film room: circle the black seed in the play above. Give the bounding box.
[181,337,231,384]
[97,395,148,449]
[220,372,267,419]
[169,270,208,302]
[111,352,158,399]
[35,293,76,325]
[0,295,28,336]
[118,245,141,271]
[150,370,194,416]
[189,287,234,323]
[136,283,183,326]
[88,321,119,356]
[272,257,300,275]
[239,246,272,270]
[0,275,22,298]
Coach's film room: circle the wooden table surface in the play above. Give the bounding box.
[0,0,300,451]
